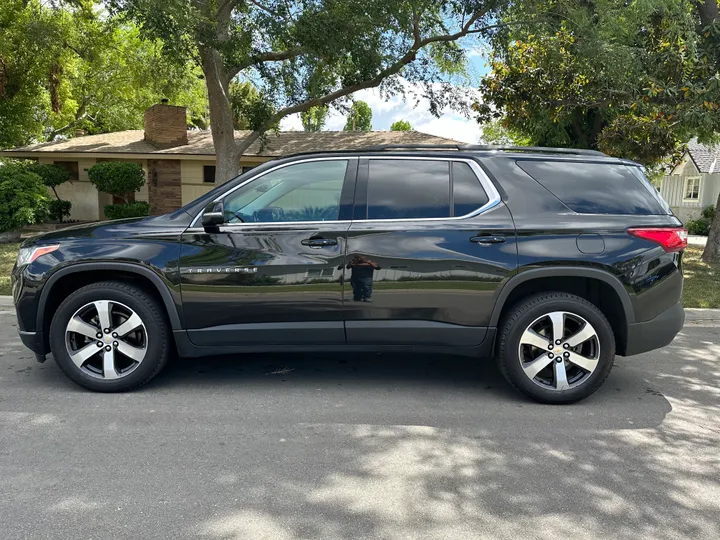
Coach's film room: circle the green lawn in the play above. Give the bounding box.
[681,245,720,308]
[1,242,719,308]
[0,242,19,296]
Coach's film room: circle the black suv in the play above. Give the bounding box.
[12,145,686,403]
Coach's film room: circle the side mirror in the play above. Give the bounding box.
[201,201,225,231]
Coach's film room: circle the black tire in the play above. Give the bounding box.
[496,292,615,404]
[49,281,171,392]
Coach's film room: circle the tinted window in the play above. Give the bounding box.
[367,160,450,219]
[203,165,216,183]
[224,160,347,223]
[453,162,489,215]
[516,161,667,215]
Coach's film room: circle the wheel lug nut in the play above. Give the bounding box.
[555,339,561,345]
[555,357,563,363]
[564,352,570,358]
[548,352,554,359]
[113,341,119,347]
[112,332,118,338]
[104,345,112,351]
[97,341,103,347]
[104,328,110,334]
[563,343,569,349]
[96,332,102,339]
[548,344,553,350]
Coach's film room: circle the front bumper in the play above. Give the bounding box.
[18,330,47,362]
[623,300,685,356]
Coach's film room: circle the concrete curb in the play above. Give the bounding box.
[0,295,13,308]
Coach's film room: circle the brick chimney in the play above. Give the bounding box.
[143,101,188,149]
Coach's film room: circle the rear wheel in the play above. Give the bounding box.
[49,281,170,392]
[496,292,615,404]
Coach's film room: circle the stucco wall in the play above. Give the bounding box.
[180,158,269,206]
[39,157,99,221]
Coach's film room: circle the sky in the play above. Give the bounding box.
[279,52,492,144]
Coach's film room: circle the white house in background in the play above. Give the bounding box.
[661,139,720,223]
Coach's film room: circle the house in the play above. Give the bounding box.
[660,139,720,222]
[0,103,457,221]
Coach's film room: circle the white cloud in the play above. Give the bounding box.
[279,82,482,144]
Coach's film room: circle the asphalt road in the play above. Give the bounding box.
[1,307,719,540]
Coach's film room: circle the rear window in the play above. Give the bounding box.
[516,161,668,215]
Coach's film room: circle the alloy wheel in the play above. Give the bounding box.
[517,311,600,391]
[64,300,148,380]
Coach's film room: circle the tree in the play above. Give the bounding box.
[88,162,149,219]
[28,164,73,222]
[109,0,511,183]
[479,119,530,145]
[301,106,329,132]
[344,101,373,132]
[0,0,206,149]
[477,0,720,167]
[390,119,412,131]
[0,164,50,234]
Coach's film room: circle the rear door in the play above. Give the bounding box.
[344,156,518,346]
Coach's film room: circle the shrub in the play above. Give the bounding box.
[687,205,717,236]
[104,201,150,220]
[0,164,50,233]
[48,199,72,222]
[29,163,71,191]
[687,217,711,236]
[27,163,73,222]
[88,162,145,202]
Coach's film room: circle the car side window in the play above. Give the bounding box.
[367,160,451,219]
[453,161,489,216]
[223,160,348,223]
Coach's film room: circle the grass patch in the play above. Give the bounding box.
[0,242,19,296]
[682,245,720,308]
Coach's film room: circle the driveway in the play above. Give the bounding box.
[1,308,719,540]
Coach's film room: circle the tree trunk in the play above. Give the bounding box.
[695,0,719,28]
[701,189,720,263]
[199,46,241,184]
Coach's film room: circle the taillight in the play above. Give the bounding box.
[627,227,688,252]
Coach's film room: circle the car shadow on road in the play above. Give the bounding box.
[141,350,672,432]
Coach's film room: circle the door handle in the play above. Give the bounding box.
[301,238,338,247]
[470,235,506,245]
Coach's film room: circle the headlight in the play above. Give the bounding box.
[16,245,59,267]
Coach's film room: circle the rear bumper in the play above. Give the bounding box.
[623,300,684,356]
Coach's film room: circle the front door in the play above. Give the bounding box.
[344,156,518,346]
[180,157,356,346]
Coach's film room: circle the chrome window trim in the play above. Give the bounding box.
[189,155,501,229]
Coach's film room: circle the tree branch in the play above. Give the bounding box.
[227,47,304,80]
[247,0,279,16]
[233,11,526,156]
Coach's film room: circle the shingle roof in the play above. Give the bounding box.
[1,129,459,157]
[687,139,720,173]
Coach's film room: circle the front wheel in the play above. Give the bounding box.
[49,281,171,392]
[496,292,616,404]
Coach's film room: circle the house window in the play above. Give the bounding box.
[305,268,335,278]
[203,165,216,183]
[53,161,79,181]
[684,176,701,201]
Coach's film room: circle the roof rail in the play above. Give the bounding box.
[460,144,606,156]
[359,143,606,156]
